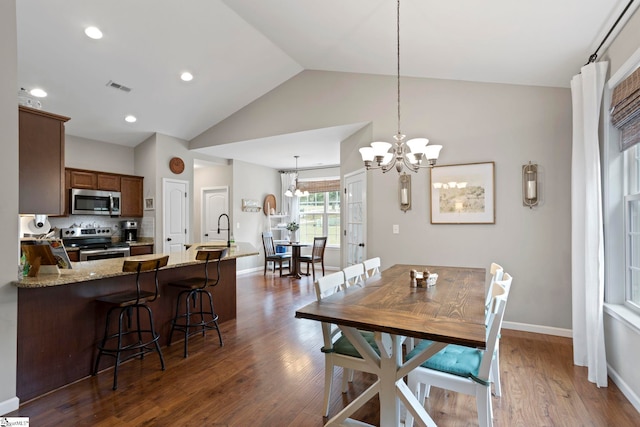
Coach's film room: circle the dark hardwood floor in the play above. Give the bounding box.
[9,271,639,426]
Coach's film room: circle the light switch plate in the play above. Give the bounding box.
[393,224,399,234]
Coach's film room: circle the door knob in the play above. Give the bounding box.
[167,237,172,241]
[204,233,209,237]
[358,243,365,247]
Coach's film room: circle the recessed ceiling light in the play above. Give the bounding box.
[84,26,103,40]
[30,88,47,98]
[180,72,194,82]
[124,115,137,123]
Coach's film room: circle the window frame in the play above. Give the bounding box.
[297,189,341,248]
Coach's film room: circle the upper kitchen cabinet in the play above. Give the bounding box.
[66,168,144,217]
[19,106,69,215]
[120,176,143,217]
[68,170,120,191]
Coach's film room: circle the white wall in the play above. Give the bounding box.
[231,159,281,271]
[0,0,20,414]
[66,135,135,175]
[191,69,573,331]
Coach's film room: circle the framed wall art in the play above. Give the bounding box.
[430,162,495,224]
[144,197,155,211]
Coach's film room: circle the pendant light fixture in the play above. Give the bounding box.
[284,155,309,198]
[359,0,442,173]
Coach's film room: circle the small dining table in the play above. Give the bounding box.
[282,242,309,279]
[295,264,486,427]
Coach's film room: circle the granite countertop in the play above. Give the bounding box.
[14,242,258,289]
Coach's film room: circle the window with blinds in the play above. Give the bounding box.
[612,66,640,151]
[297,179,341,246]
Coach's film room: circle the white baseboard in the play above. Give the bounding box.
[0,396,19,416]
[502,321,572,338]
[608,364,640,413]
[238,265,341,276]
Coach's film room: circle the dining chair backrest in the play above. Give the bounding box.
[314,272,348,349]
[311,236,328,259]
[262,232,277,257]
[343,263,366,288]
[314,271,346,302]
[487,272,512,316]
[485,262,504,309]
[362,257,381,281]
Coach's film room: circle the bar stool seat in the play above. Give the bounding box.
[168,248,227,357]
[93,255,169,390]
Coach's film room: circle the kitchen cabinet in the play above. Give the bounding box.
[129,244,153,256]
[68,170,97,189]
[120,176,143,217]
[66,168,144,217]
[68,170,121,191]
[96,173,120,191]
[19,106,70,215]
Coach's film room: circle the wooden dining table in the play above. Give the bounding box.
[295,264,486,427]
[282,242,309,279]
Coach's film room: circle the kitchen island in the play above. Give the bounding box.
[13,242,258,402]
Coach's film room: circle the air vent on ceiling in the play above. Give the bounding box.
[106,80,132,93]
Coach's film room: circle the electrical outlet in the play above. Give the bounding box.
[393,224,399,234]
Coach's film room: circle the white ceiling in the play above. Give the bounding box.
[16,0,627,170]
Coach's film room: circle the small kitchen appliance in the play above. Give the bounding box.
[121,220,138,242]
[61,226,130,261]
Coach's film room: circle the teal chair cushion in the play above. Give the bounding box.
[325,331,380,358]
[406,339,488,385]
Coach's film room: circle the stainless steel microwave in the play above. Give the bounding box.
[70,188,121,216]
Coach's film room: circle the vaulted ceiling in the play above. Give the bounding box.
[16,0,626,169]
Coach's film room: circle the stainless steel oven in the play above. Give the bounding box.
[61,226,130,261]
[79,246,130,261]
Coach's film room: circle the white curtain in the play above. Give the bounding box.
[570,61,608,387]
[280,172,299,222]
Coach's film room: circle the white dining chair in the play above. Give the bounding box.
[405,273,513,427]
[485,262,504,310]
[362,257,381,283]
[488,272,511,397]
[343,263,366,288]
[314,271,380,417]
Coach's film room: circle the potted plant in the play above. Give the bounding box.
[286,221,300,242]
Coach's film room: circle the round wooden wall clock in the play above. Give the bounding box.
[169,157,185,174]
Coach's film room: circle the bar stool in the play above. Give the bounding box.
[168,248,227,357]
[93,255,169,390]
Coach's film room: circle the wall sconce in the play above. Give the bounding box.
[400,172,411,212]
[522,162,538,208]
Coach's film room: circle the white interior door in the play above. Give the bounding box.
[163,178,189,253]
[344,169,367,267]
[202,187,228,242]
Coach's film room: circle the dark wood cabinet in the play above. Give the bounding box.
[66,168,144,217]
[68,170,97,189]
[96,173,120,191]
[67,250,79,262]
[19,106,69,215]
[120,176,144,217]
[130,244,153,256]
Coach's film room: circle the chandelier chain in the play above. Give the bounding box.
[396,0,401,138]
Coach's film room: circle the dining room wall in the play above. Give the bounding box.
[191,69,573,332]
[0,0,20,414]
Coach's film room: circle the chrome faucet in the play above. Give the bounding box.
[217,213,231,247]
